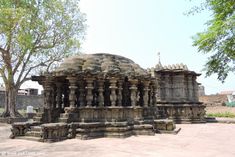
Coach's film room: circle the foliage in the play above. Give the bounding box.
[0,0,85,117]
[0,0,85,87]
[206,111,235,118]
[190,0,235,82]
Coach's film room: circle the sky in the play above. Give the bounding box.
[19,0,234,95]
[77,0,235,95]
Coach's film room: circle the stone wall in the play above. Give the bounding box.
[155,71,199,102]
[0,93,43,110]
[199,95,228,106]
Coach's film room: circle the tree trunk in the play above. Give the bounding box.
[1,85,22,118]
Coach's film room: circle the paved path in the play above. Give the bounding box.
[1,123,235,157]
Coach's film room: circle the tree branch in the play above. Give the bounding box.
[16,51,34,85]
[13,30,43,75]
[0,47,7,53]
[0,66,8,86]
[17,59,51,86]
[17,77,31,88]
[12,50,28,75]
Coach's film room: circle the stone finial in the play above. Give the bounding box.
[155,52,163,71]
[180,63,184,69]
[167,65,172,70]
[150,67,155,77]
[157,52,161,65]
[183,64,188,70]
[176,64,180,69]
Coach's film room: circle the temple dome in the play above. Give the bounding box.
[54,53,149,78]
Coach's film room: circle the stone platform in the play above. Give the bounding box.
[59,106,159,123]
[10,118,178,142]
[157,103,206,123]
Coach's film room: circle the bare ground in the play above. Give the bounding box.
[206,106,235,114]
[1,123,235,157]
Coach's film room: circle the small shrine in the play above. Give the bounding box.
[152,63,205,123]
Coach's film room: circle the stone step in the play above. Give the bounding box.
[25,131,42,137]
[60,113,69,118]
[59,118,69,123]
[133,124,153,130]
[156,127,181,135]
[31,126,42,132]
[16,136,42,142]
[33,117,42,122]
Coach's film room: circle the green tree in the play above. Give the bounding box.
[191,0,235,82]
[0,0,85,117]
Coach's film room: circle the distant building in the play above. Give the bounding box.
[18,88,38,96]
[198,85,205,96]
[25,88,38,95]
[219,90,235,95]
[18,89,28,95]
[220,91,235,106]
[0,84,38,96]
[199,90,235,107]
[227,93,235,103]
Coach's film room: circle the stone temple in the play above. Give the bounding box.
[10,53,205,142]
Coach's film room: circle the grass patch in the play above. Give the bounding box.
[207,112,235,118]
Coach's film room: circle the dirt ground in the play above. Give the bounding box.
[1,123,235,157]
[206,106,235,114]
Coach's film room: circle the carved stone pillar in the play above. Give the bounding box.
[97,79,105,107]
[44,77,54,109]
[187,75,193,101]
[78,79,85,107]
[129,79,138,107]
[109,77,118,107]
[174,74,186,101]
[43,76,54,123]
[67,76,77,108]
[143,80,150,107]
[160,74,166,101]
[192,76,199,102]
[180,74,186,101]
[184,75,189,101]
[164,74,170,101]
[117,79,123,106]
[150,80,157,106]
[155,76,161,102]
[85,77,94,107]
[56,82,63,109]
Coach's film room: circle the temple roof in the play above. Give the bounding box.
[156,63,188,71]
[151,62,200,76]
[53,53,150,78]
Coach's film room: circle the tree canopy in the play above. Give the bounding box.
[0,0,85,117]
[191,0,235,82]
